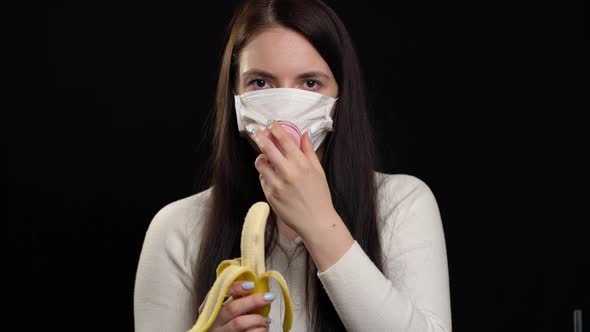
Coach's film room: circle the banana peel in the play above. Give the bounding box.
[188,202,294,331]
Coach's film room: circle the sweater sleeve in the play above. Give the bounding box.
[317,175,452,331]
[133,196,202,332]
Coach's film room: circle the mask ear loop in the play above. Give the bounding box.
[307,109,335,138]
[325,102,337,132]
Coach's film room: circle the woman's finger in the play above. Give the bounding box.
[226,281,256,299]
[255,154,281,191]
[267,122,305,162]
[300,131,324,172]
[218,314,269,332]
[252,130,290,177]
[244,327,269,332]
[200,280,255,315]
[217,292,275,326]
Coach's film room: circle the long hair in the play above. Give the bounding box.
[195,0,384,330]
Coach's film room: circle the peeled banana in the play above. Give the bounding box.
[188,201,294,332]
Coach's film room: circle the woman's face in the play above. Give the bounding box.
[235,26,339,98]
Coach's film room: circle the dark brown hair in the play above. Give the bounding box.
[195,0,384,330]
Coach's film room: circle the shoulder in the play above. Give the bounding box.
[146,187,213,238]
[151,187,213,228]
[374,171,437,209]
[373,171,442,236]
[140,187,214,267]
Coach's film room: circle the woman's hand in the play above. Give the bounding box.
[199,281,273,332]
[252,122,335,236]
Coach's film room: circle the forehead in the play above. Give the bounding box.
[238,27,331,77]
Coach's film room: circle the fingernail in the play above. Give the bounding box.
[241,281,254,290]
[263,292,275,302]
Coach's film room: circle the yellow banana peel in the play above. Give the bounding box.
[188,202,294,332]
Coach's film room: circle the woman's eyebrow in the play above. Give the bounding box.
[296,71,331,80]
[241,69,331,80]
[242,69,277,80]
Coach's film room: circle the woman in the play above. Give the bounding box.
[134,0,452,331]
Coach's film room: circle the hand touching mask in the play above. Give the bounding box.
[234,88,337,152]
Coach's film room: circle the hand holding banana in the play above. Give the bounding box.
[188,202,293,332]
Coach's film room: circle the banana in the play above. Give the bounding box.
[188,201,294,332]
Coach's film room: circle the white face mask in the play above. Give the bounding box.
[234,88,338,151]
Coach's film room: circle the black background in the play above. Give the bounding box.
[13,0,588,331]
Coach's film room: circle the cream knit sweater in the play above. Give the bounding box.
[134,172,452,331]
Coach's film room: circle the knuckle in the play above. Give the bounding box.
[255,317,268,329]
[228,285,239,297]
[230,316,248,330]
[223,302,239,317]
[234,281,243,290]
[271,125,283,136]
[264,186,273,196]
[254,155,263,167]
[283,169,301,184]
[283,172,295,184]
[272,184,284,197]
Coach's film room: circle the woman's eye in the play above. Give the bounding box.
[249,79,269,89]
[305,80,320,89]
